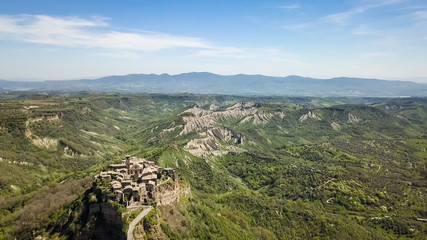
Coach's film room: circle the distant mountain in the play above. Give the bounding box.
[1,72,426,97]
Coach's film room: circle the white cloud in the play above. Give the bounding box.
[411,10,427,19]
[0,14,298,63]
[361,52,395,57]
[282,23,309,30]
[323,0,406,25]
[284,0,408,32]
[385,5,427,12]
[0,14,208,51]
[0,14,306,79]
[324,7,368,25]
[196,47,249,58]
[279,4,299,10]
[361,0,407,5]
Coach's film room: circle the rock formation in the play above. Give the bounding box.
[154,179,190,206]
[348,113,361,123]
[179,102,284,157]
[179,102,285,135]
[299,110,321,122]
[331,121,341,131]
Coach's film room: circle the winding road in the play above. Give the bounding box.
[127,206,153,240]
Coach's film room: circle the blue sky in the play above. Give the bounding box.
[0,0,426,81]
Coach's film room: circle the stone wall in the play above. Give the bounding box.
[154,179,189,206]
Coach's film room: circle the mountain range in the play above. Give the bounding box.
[1,72,427,97]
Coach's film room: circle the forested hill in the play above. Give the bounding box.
[1,72,427,97]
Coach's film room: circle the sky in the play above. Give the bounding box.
[0,0,426,82]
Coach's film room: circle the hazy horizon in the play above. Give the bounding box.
[2,72,427,84]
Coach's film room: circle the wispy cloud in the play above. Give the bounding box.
[282,23,309,30]
[351,25,377,35]
[361,52,395,57]
[323,0,407,25]
[0,14,208,51]
[384,5,427,12]
[279,4,300,10]
[282,0,409,31]
[321,0,427,47]
[324,7,367,25]
[196,47,249,59]
[0,14,300,64]
[358,0,408,6]
[411,10,427,19]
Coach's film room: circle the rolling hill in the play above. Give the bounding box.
[1,93,426,239]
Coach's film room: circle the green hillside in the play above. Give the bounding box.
[0,93,426,239]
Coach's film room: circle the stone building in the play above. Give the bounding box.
[96,155,176,206]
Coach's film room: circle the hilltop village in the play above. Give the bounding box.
[96,155,177,206]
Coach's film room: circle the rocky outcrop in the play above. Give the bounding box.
[299,111,321,122]
[67,187,126,240]
[31,136,58,148]
[384,104,403,110]
[132,209,168,240]
[24,114,60,148]
[348,113,361,123]
[184,127,244,157]
[331,122,341,131]
[179,102,284,157]
[27,114,60,123]
[243,111,285,124]
[154,179,189,206]
[162,125,183,134]
[210,127,243,143]
[100,202,124,228]
[61,142,81,156]
[209,104,219,111]
[180,102,285,135]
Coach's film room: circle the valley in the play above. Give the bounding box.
[0,92,426,239]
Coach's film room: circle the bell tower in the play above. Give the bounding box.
[125,155,130,175]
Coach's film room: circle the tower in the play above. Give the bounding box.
[125,155,130,175]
